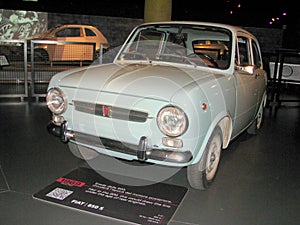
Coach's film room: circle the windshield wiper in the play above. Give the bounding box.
[119,51,151,63]
[156,53,197,67]
[121,51,147,60]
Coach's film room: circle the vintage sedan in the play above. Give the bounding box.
[46,21,267,190]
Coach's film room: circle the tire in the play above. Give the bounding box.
[34,48,49,62]
[68,142,99,160]
[247,101,264,135]
[187,126,222,190]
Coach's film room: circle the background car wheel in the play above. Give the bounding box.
[187,126,222,190]
[68,142,99,160]
[247,102,264,135]
[34,49,49,62]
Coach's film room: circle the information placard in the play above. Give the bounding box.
[33,167,187,225]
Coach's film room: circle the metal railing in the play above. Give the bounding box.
[0,39,28,101]
[30,40,97,99]
[263,48,300,114]
[0,40,109,101]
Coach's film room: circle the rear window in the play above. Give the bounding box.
[85,28,97,37]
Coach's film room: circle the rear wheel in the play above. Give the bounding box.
[187,126,222,190]
[34,48,49,62]
[68,142,99,160]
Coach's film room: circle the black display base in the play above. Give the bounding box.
[33,167,187,225]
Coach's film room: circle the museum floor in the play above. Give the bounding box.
[0,93,299,225]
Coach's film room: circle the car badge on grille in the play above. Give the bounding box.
[102,105,111,117]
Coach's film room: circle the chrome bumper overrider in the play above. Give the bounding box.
[47,121,193,163]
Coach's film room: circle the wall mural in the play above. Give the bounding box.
[0,9,47,40]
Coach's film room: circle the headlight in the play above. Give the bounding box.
[157,106,188,137]
[46,87,67,114]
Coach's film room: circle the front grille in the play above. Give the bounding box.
[73,100,148,122]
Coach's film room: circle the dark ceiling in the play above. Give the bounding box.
[0,0,298,28]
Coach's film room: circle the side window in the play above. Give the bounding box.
[56,29,68,37]
[56,28,81,37]
[236,36,250,66]
[252,40,262,68]
[85,28,96,37]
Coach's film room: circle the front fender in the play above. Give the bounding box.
[190,112,232,165]
[170,73,235,165]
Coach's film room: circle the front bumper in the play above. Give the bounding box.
[47,121,193,163]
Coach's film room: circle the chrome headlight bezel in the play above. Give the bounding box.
[157,106,188,137]
[46,87,67,115]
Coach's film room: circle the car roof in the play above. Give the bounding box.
[53,24,98,29]
[139,21,255,38]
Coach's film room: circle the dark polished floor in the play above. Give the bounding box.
[0,93,299,225]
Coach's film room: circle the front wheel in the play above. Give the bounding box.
[187,127,222,190]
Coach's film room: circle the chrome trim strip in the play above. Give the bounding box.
[73,100,148,122]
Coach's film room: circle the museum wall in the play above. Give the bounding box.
[245,26,284,53]
[0,9,48,39]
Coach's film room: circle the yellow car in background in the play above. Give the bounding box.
[33,24,109,62]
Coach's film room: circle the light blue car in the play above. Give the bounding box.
[46,21,267,190]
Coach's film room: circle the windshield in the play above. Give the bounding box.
[116,24,232,69]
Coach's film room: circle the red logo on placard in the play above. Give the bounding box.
[56,177,86,187]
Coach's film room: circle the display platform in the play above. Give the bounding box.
[33,167,187,225]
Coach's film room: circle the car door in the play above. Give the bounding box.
[84,27,105,51]
[232,34,260,135]
[251,39,267,105]
[52,26,90,61]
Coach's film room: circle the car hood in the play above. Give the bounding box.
[58,63,217,101]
